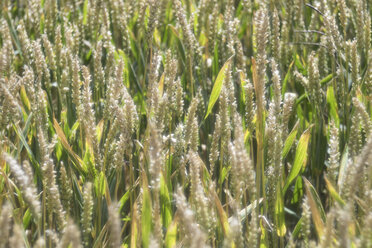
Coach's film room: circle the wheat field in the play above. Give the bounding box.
[0,0,371,247]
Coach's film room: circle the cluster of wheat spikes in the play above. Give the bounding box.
[0,0,371,247]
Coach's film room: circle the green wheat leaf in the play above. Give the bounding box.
[282,121,300,159]
[204,55,234,120]
[283,125,313,194]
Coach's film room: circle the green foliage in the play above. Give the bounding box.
[205,55,233,119]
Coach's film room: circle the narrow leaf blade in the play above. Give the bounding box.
[283,126,313,194]
[324,175,345,206]
[303,177,326,239]
[282,121,300,159]
[275,184,286,237]
[204,55,233,119]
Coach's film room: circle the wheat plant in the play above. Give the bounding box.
[0,0,371,247]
